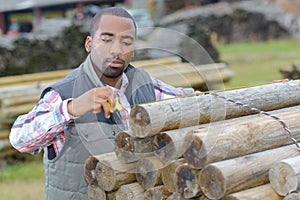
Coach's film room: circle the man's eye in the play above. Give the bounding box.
[123,42,132,46]
[102,39,112,43]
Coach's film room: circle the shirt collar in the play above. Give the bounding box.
[106,72,128,93]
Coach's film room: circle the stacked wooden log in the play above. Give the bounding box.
[0,56,232,159]
[84,80,300,200]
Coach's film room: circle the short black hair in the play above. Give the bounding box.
[89,7,137,36]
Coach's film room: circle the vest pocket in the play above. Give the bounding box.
[75,122,123,142]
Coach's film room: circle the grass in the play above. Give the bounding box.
[0,158,45,200]
[0,159,44,183]
[218,38,300,88]
[1,37,300,199]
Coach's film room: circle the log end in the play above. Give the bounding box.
[129,105,151,138]
[175,163,202,199]
[115,182,145,200]
[144,188,163,200]
[114,131,136,163]
[153,133,175,163]
[95,161,116,192]
[199,164,226,200]
[84,156,99,186]
[269,162,297,196]
[87,185,106,200]
[183,134,207,170]
[136,157,163,189]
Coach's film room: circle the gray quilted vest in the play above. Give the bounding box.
[42,56,156,200]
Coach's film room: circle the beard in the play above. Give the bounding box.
[102,66,124,78]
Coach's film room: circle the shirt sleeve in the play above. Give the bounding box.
[9,89,73,155]
[152,77,195,100]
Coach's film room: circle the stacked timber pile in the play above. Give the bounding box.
[0,57,232,159]
[84,80,300,200]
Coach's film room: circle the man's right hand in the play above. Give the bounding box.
[67,87,116,119]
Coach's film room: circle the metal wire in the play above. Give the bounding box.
[209,92,300,151]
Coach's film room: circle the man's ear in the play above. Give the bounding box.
[85,36,92,53]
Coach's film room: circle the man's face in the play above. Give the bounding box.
[87,15,135,79]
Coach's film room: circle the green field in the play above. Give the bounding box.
[220,38,300,88]
[1,37,300,199]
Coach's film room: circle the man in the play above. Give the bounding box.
[9,7,193,199]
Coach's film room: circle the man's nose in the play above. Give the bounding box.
[109,41,123,56]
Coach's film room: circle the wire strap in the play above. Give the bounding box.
[209,92,300,151]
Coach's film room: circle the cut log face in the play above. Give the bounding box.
[114,131,154,163]
[87,185,106,200]
[84,156,100,186]
[269,155,300,196]
[144,185,172,200]
[135,157,164,189]
[154,126,197,163]
[95,159,136,191]
[162,159,186,193]
[84,152,116,186]
[174,163,202,199]
[115,182,145,200]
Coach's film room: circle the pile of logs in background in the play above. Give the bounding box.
[84,80,300,200]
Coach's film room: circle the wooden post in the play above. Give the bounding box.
[199,144,300,199]
[114,131,154,163]
[161,158,186,193]
[175,163,202,199]
[153,126,197,163]
[224,184,282,200]
[129,80,300,138]
[183,107,300,169]
[136,156,164,189]
[84,152,116,186]
[95,155,136,191]
[87,184,106,200]
[115,182,145,200]
[269,155,300,196]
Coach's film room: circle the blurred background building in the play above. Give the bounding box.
[0,0,234,37]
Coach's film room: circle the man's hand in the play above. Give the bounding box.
[67,87,116,119]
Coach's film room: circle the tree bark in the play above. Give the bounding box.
[199,144,300,199]
[269,155,300,196]
[224,184,282,200]
[114,131,155,163]
[95,155,136,191]
[175,163,202,198]
[184,107,300,169]
[129,80,300,138]
[161,158,186,193]
[135,156,164,189]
